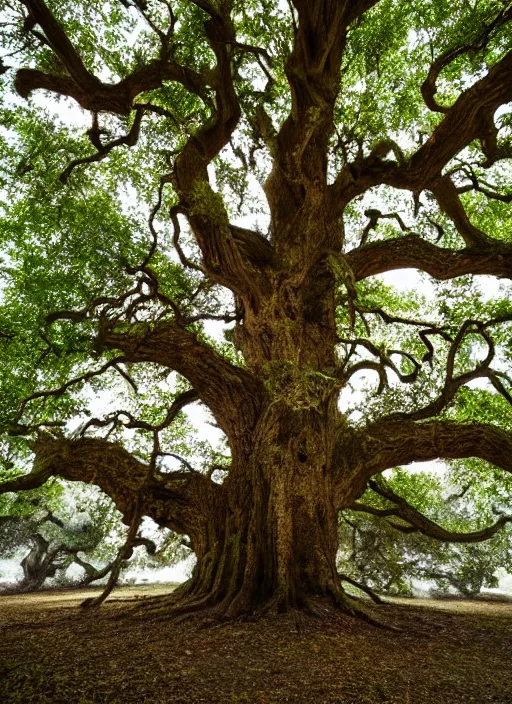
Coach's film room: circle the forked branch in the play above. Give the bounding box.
[60,108,146,183]
[330,50,512,210]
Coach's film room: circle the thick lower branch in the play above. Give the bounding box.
[356,419,512,477]
[0,433,226,552]
[346,236,512,282]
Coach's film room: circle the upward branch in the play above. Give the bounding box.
[171,6,269,301]
[266,0,379,256]
[330,50,512,210]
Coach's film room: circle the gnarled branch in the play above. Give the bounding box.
[15,0,207,114]
[429,175,490,248]
[0,433,226,550]
[101,321,264,438]
[356,419,512,480]
[59,108,145,184]
[350,480,512,544]
[78,388,199,438]
[170,7,272,302]
[421,5,512,114]
[346,235,512,282]
[381,319,512,422]
[330,50,512,211]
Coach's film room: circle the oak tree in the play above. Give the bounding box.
[0,487,119,593]
[1,0,512,619]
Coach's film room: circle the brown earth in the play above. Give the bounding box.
[0,585,511,704]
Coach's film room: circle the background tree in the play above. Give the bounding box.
[338,468,512,598]
[0,0,512,619]
[0,482,181,594]
[0,485,120,592]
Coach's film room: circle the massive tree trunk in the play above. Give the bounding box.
[187,402,344,616]
[8,249,512,616]
[165,260,366,617]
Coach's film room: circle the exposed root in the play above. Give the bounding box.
[109,580,405,632]
[335,592,402,632]
[339,573,387,605]
[114,592,182,620]
[114,582,225,624]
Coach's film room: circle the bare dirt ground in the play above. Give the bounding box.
[1,585,511,704]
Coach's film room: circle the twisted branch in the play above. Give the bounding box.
[15,0,208,114]
[349,479,512,544]
[421,5,512,114]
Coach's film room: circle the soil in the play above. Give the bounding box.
[0,585,511,703]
